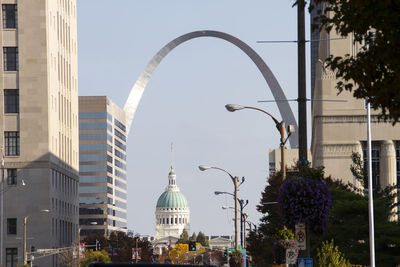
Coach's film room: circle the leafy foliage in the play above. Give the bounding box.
[82,231,153,263]
[278,173,331,234]
[196,231,209,247]
[177,229,189,244]
[168,243,188,264]
[316,239,349,267]
[80,250,111,267]
[311,0,400,123]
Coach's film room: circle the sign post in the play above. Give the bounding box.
[295,223,306,250]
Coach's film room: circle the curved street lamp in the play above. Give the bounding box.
[198,165,243,250]
[24,209,50,264]
[225,104,295,179]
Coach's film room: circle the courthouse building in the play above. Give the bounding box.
[0,1,79,266]
[310,2,400,190]
[79,96,128,238]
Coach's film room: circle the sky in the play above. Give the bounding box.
[77,0,312,237]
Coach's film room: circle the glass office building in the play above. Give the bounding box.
[79,96,128,238]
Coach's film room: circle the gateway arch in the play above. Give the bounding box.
[124,30,298,148]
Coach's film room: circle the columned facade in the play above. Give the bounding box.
[310,6,400,200]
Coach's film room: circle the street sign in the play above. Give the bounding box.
[295,223,306,250]
[228,247,235,252]
[298,258,313,267]
[286,248,297,264]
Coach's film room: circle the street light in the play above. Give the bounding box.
[24,209,50,264]
[225,104,295,179]
[199,165,243,250]
[78,221,98,266]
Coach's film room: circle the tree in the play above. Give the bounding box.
[82,231,153,263]
[196,231,209,247]
[246,171,284,266]
[311,0,400,123]
[177,228,189,244]
[168,243,188,264]
[316,239,349,267]
[190,232,197,242]
[80,250,111,267]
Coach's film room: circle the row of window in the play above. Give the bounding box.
[51,197,78,218]
[51,169,78,197]
[158,216,189,225]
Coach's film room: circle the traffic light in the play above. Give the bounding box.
[95,239,101,251]
[223,250,228,257]
[188,241,196,251]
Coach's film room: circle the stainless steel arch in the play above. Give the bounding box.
[124,30,298,148]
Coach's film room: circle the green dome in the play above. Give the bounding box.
[156,191,188,208]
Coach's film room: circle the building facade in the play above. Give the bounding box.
[79,96,128,239]
[0,0,79,266]
[269,148,312,176]
[310,5,400,190]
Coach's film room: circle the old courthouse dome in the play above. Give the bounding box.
[154,167,190,241]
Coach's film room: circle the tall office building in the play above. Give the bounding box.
[0,1,79,266]
[310,4,400,190]
[79,96,128,239]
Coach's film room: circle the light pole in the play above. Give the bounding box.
[199,165,244,251]
[242,213,248,249]
[220,194,248,248]
[24,209,50,264]
[225,104,295,179]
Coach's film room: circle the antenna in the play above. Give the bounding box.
[170,142,174,168]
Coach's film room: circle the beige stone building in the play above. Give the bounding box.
[310,6,400,189]
[0,0,79,266]
[79,96,128,239]
[269,148,312,177]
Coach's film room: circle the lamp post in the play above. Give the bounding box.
[225,104,295,179]
[24,209,50,264]
[242,213,248,249]
[221,197,248,248]
[199,165,244,251]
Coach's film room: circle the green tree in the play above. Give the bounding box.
[177,228,189,244]
[246,171,284,266]
[196,231,209,247]
[311,0,400,123]
[322,168,400,265]
[316,239,349,267]
[80,249,111,267]
[82,231,153,263]
[189,232,197,242]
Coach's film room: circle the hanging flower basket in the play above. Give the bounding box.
[277,176,331,234]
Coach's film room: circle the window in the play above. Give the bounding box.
[7,169,17,185]
[2,4,17,29]
[4,131,19,156]
[6,248,17,267]
[362,142,380,188]
[4,90,19,113]
[7,218,16,234]
[3,47,18,71]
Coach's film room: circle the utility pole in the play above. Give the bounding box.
[298,0,308,168]
[297,0,310,258]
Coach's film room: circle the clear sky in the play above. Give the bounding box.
[77,0,311,237]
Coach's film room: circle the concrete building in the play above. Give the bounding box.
[79,96,128,239]
[310,4,400,189]
[0,0,79,266]
[269,148,312,176]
